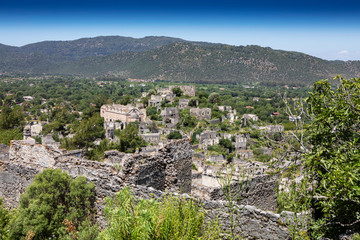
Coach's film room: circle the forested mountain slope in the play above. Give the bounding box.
[1,36,359,85]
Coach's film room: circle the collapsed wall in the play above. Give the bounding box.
[0,139,290,239]
[209,174,279,211]
[0,139,193,208]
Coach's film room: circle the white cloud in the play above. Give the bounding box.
[338,50,349,55]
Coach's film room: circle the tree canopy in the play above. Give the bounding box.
[306,77,360,238]
[8,169,96,240]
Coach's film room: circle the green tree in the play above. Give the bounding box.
[141,96,150,107]
[115,122,146,153]
[71,113,105,149]
[0,198,10,240]
[306,77,360,238]
[118,95,132,105]
[208,93,221,104]
[15,91,24,103]
[8,169,96,240]
[219,138,234,153]
[188,97,199,107]
[172,87,183,97]
[0,129,23,146]
[0,106,24,130]
[167,131,183,139]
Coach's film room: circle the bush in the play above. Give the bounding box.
[8,169,96,240]
[115,122,146,153]
[167,131,183,139]
[0,198,10,240]
[172,87,183,97]
[100,187,221,240]
[0,128,23,146]
[306,78,360,238]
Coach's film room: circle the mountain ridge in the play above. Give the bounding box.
[0,36,359,85]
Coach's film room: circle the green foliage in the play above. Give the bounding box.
[8,169,96,240]
[1,39,358,85]
[61,113,104,150]
[115,122,146,153]
[191,128,204,145]
[220,122,230,131]
[208,93,221,104]
[0,106,24,130]
[283,122,295,131]
[305,77,360,238]
[167,131,183,139]
[351,233,360,240]
[146,107,162,121]
[276,179,311,240]
[207,144,228,157]
[60,219,99,240]
[219,138,234,153]
[172,87,183,97]
[0,198,10,240]
[188,98,198,107]
[0,128,23,146]
[15,91,24,102]
[141,96,150,107]
[181,114,197,128]
[86,139,112,161]
[118,95,133,105]
[42,107,77,136]
[100,187,221,240]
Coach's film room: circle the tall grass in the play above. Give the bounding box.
[100,187,220,240]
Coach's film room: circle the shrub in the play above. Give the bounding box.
[167,131,182,139]
[0,198,10,240]
[100,187,221,240]
[8,169,96,240]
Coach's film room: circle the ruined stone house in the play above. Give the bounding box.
[169,85,196,97]
[157,88,176,101]
[178,98,190,109]
[140,133,161,145]
[100,104,146,124]
[161,107,180,128]
[242,114,259,122]
[259,125,285,133]
[103,121,122,139]
[157,85,195,97]
[23,123,43,141]
[241,114,259,127]
[190,108,211,120]
[233,135,247,151]
[218,105,233,112]
[199,130,219,149]
[101,104,147,139]
[148,95,163,107]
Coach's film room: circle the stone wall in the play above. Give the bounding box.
[0,144,9,162]
[209,174,279,211]
[0,161,40,208]
[0,139,291,239]
[203,200,290,239]
[0,139,193,208]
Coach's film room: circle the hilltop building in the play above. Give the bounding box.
[100,104,146,124]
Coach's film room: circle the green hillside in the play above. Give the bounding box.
[0,37,359,85]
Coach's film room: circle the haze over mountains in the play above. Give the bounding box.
[1,36,359,85]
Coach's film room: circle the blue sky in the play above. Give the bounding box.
[1,0,360,60]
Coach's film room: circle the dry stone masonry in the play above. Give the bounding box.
[0,139,291,239]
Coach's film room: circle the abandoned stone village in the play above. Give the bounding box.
[0,85,295,239]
